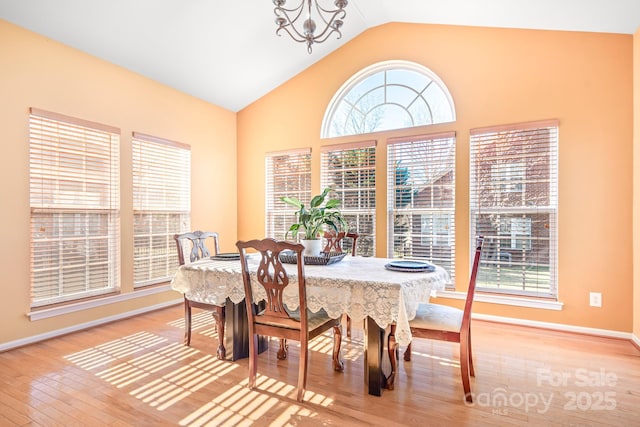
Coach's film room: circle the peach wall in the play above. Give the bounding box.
[238,23,634,332]
[0,19,237,345]
[634,27,640,340]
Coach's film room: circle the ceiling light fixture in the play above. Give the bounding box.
[273,0,348,54]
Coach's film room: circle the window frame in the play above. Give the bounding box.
[265,148,312,240]
[470,119,559,299]
[320,140,377,256]
[387,131,456,283]
[29,108,121,308]
[321,60,456,138]
[132,132,191,288]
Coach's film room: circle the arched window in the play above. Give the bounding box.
[321,60,456,138]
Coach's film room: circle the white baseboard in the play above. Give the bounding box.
[632,333,640,350]
[473,312,632,340]
[0,299,182,352]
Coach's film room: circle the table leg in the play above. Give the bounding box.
[364,316,387,396]
[211,305,226,360]
[223,298,268,361]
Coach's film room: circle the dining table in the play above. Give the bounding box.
[170,253,450,396]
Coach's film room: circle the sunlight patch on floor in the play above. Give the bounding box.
[129,354,239,410]
[406,349,460,369]
[178,375,330,427]
[64,331,170,370]
[168,311,218,337]
[62,317,349,425]
[64,330,239,413]
[94,342,201,387]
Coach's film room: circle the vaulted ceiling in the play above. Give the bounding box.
[1,0,639,112]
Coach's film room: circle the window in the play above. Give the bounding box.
[132,133,190,287]
[470,120,559,298]
[29,108,120,307]
[265,148,311,240]
[321,141,376,256]
[387,132,456,280]
[322,60,455,138]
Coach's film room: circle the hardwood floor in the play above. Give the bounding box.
[1,305,639,426]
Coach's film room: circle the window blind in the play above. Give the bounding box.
[321,140,376,256]
[29,108,120,307]
[132,132,191,287]
[387,132,456,281]
[265,148,311,240]
[470,119,559,298]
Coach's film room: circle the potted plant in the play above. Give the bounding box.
[281,187,348,256]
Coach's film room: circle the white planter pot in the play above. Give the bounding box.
[301,239,322,257]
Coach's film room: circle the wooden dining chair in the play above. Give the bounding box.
[174,230,226,360]
[387,236,485,402]
[236,238,344,402]
[323,231,359,337]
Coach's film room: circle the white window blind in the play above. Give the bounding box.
[321,141,376,256]
[470,119,559,298]
[132,132,191,287]
[265,148,311,240]
[387,132,456,281]
[29,108,120,307]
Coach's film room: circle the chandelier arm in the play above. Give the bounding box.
[309,10,346,41]
[273,3,305,21]
[311,29,343,45]
[276,25,308,43]
[313,2,346,27]
[274,7,308,41]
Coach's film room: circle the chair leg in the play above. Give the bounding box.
[460,333,473,402]
[248,333,258,389]
[346,315,352,338]
[297,338,309,402]
[467,331,476,377]
[468,330,475,377]
[386,325,398,390]
[277,339,288,360]
[184,299,192,346]
[403,342,412,362]
[212,306,226,360]
[332,325,344,372]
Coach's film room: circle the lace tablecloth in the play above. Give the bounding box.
[170,255,450,346]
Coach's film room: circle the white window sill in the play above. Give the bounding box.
[27,284,176,321]
[434,290,563,311]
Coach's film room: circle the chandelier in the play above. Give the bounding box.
[273,0,348,54]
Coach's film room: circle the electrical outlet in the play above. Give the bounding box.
[589,292,602,308]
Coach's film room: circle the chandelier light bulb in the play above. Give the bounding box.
[303,18,316,37]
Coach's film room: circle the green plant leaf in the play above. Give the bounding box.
[309,194,324,208]
[325,199,341,209]
[281,196,303,209]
